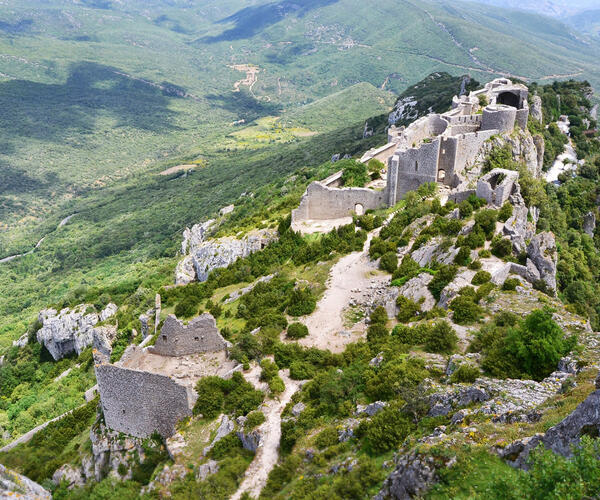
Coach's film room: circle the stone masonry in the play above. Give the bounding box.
[291,78,531,228]
[149,314,228,357]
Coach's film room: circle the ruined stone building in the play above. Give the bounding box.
[95,313,238,438]
[292,79,531,230]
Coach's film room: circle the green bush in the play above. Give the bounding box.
[286,323,309,339]
[268,376,285,394]
[392,256,421,282]
[450,364,480,383]
[502,278,521,291]
[491,236,513,258]
[475,282,496,302]
[450,295,482,325]
[471,270,492,285]
[369,237,397,259]
[454,246,471,266]
[288,361,316,380]
[287,288,316,317]
[370,306,388,326]
[424,321,458,354]
[428,265,458,301]
[193,372,263,418]
[367,323,389,343]
[341,159,369,187]
[396,296,421,323]
[474,209,498,238]
[174,296,200,319]
[498,202,513,222]
[478,249,492,258]
[468,260,482,270]
[463,228,486,249]
[365,405,413,454]
[315,427,339,449]
[458,200,473,218]
[379,251,399,273]
[245,410,265,430]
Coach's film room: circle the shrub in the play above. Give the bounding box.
[468,260,482,270]
[260,359,280,383]
[286,323,309,339]
[454,246,471,266]
[370,306,388,325]
[474,209,498,238]
[428,265,458,301]
[502,278,521,291]
[194,372,263,418]
[174,296,200,318]
[424,321,458,354]
[449,295,482,325]
[368,158,385,173]
[458,200,473,218]
[392,323,430,345]
[287,288,316,316]
[245,410,265,430]
[491,236,513,258]
[193,377,226,419]
[289,361,316,380]
[367,323,389,343]
[315,427,338,449]
[450,364,480,383]
[379,251,398,273]
[478,249,492,258]
[471,270,491,285]
[365,405,413,453]
[463,228,486,249]
[268,376,285,394]
[392,256,421,282]
[396,296,421,323]
[341,160,369,187]
[369,237,396,259]
[498,202,513,222]
[475,282,495,302]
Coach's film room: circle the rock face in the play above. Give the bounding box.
[525,232,557,295]
[398,273,436,311]
[0,464,51,499]
[36,303,118,360]
[530,95,543,123]
[501,389,600,469]
[176,223,277,285]
[52,464,86,489]
[583,212,596,237]
[374,452,440,500]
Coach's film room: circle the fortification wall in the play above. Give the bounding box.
[292,181,386,222]
[95,364,193,438]
[438,136,459,186]
[454,130,498,176]
[390,139,441,200]
[476,168,519,207]
[149,314,227,357]
[396,114,448,150]
[481,105,517,133]
[516,108,529,130]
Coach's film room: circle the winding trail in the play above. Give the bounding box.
[231,370,301,500]
[297,231,388,353]
[0,213,77,264]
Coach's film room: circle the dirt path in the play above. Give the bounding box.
[232,370,300,500]
[0,213,77,264]
[297,232,388,353]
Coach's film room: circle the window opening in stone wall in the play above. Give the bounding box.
[162,335,167,341]
[415,161,418,172]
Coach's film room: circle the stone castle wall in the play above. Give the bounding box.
[149,314,228,357]
[481,105,517,133]
[95,364,193,438]
[389,139,441,202]
[291,181,386,221]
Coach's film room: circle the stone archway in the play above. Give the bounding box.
[355,203,364,216]
[497,91,520,108]
[437,169,446,182]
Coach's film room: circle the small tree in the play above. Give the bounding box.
[424,321,458,354]
[379,252,398,273]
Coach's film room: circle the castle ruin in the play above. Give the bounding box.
[292,78,530,231]
[95,313,238,438]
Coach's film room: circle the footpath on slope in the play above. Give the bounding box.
[297,230,389,353]
[231,369,300,500]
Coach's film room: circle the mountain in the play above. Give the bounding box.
[468,0,600,18]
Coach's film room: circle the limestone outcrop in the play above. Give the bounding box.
[0,464,51,499]
[583,211,596,237]
[36,303,118,360]
[500,389,600,469]
[397,273,436,311]
[176,223,277,284]
[525,232,557,295]
[530,95,543,123]
[374,452,442,500]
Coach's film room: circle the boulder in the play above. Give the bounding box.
[291,402,306,417]
[338,419,360,442]
[583,212,596,238]
[526,232,557,295]
[0,464,51,499]
[237,428,262,452]
[52,464,85,489]
[503,204,529,253]
[92,325,118,357]
[438,270,475,309]
[411,237,459,267]
[165,432,186,461]
[398,273,436,311]
[356,401,387,417]
[203,415,234,456]
[196,460,219,481]
[374,452,440,500]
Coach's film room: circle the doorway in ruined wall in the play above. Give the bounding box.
[437,169,446,183]
[497,91,520,108]
[355,204,364,216]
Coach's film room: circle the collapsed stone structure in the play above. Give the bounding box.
[95,313,237,439]
[292,78,533,228]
